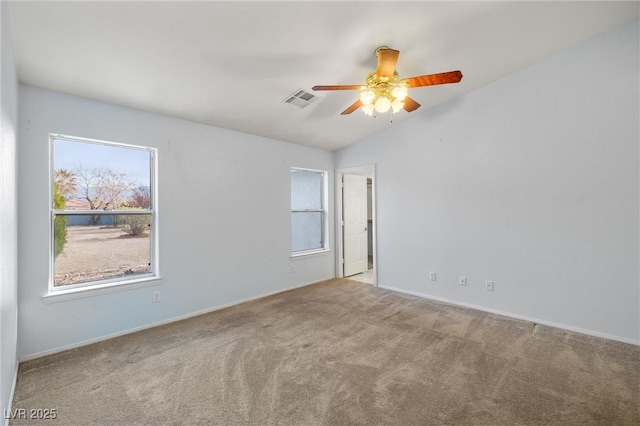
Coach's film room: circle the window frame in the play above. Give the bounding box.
[290,167,329,257]
[48,134,159,295]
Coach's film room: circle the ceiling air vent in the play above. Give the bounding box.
[283,89,318,108]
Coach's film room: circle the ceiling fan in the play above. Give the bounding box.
[312,46,462,116]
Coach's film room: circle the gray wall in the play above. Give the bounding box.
[18,86,335,359]
[336,21,640,343]
[0,0,19,419]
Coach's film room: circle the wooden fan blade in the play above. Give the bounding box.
[377,48,400,79]
[341,100,363,115]
[312,85,361,91]
[400,70,463,88]
[403,97,421,113]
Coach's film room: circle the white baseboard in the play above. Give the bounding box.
[379,285,640,347]
[4,359,18,426]
[19,277,333,362]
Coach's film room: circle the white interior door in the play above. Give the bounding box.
[343,174,368,277]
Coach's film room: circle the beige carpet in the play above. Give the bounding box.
[10,279,640,425]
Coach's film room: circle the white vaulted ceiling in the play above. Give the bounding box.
[8,1,639,151]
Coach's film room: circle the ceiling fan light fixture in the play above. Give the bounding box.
[312,46,462,117]
[362,103,375,116]
[360,89,375,106]
[360,83,408,115]
[391,98,404,113]
[391,85,408,101]
[373,96,391,113]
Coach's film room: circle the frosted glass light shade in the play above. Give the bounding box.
[359,90,375,106]
[391,86,408,101]
[391,98,404,113]
[362,104,375,116]
[374,96,391,113]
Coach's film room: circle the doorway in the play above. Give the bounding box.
[336,165,376,285]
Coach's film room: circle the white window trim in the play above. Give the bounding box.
[47,134,160,298]
[290,167,330,256]
[290,247,331,259]
[42,276,162,304]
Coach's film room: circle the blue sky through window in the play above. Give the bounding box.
[53,138,151,187]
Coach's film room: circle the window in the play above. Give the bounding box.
[291,168,328,255]
[51,134,157,291]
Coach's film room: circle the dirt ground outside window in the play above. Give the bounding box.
[55,225,151,286]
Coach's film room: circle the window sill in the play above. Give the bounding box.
[290,248,331,259]
[42,276,163,304]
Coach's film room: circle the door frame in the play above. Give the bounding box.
[335,164,377,286]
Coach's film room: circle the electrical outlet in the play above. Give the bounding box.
[430,272,437,281]
[485,281,494,291]
[291,264,296,274]
[153,291,160,302]
[459,276,467,286]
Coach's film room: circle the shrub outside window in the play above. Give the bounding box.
[291,168,328,254]
[51,134,157,290]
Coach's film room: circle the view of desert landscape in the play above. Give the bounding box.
[54,225,150,286]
